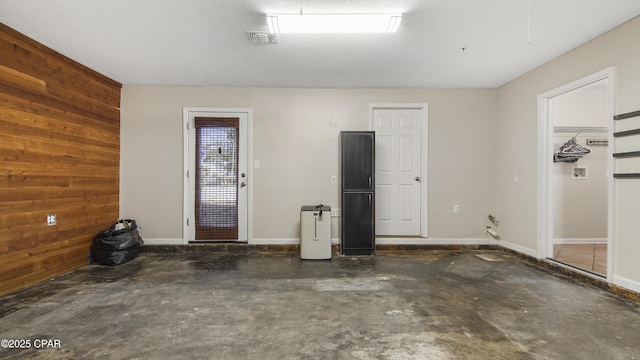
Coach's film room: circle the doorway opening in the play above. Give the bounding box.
[183,108,250,243]
[538,68,614,280]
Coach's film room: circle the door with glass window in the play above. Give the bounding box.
[195,117,240,240]
[186,110,248,242]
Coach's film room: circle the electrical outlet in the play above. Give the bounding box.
[331,176,337,184]
[453,205,460,214]
[47,214,56,226]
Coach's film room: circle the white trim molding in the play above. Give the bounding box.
[613,275,640,294]
[375,237,497,246]
[248,237,501,246]
[143,238,184,246]
[553,238,608,245]
[498,240,538,258]
[249,238,300,245]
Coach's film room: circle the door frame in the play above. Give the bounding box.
[369,103,429,238]
[537,67,614,281]
[183,107,253,244]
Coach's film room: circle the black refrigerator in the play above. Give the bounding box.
[340,131,375,255]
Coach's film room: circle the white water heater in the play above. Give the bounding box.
[300,205,332,260]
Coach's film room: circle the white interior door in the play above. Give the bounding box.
[373,108,423,236]
[185,109,248,242]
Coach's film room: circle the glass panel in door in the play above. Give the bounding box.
[194,117,239,240]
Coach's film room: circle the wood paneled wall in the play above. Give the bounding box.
[0,23,122,296]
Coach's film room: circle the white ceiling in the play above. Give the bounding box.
[1,0,639,88]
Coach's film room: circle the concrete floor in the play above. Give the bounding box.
[1,250,639,359]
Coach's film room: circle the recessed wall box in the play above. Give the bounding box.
[572,167,588,179]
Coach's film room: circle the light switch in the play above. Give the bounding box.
[254,160,260,169]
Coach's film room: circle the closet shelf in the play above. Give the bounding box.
[613,151,640,158]
[613,129,640,138]
[613,173,640,179]
[614,110,640,121]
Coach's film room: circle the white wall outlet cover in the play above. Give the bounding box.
[254,160,260,168]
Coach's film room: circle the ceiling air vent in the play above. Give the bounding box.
[246,31,278,44]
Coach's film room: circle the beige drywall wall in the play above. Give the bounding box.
[120,87,498,241]
[496,16,640,286]
[552,133,608,240]
[552,83,609,128]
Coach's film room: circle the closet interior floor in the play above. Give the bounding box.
[553,244,607,275]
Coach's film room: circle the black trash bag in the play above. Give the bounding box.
[91,219,144,266]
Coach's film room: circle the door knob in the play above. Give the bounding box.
[240,182,246,187]
[415,176,421,182]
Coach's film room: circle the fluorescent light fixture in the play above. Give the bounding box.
[266,13,402,34]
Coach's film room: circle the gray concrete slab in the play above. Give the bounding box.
[1,251,639,359]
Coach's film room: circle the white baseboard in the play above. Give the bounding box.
[553,238,607,245]
[143,238,185,246]
[375,237,497,246]
[613,275,640,294]
[250,238,344,245]
[497,239,538,258]
[145,238,335,246]
[146,238,308,246]
[248,237,500,246]
[249,238,300,245]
